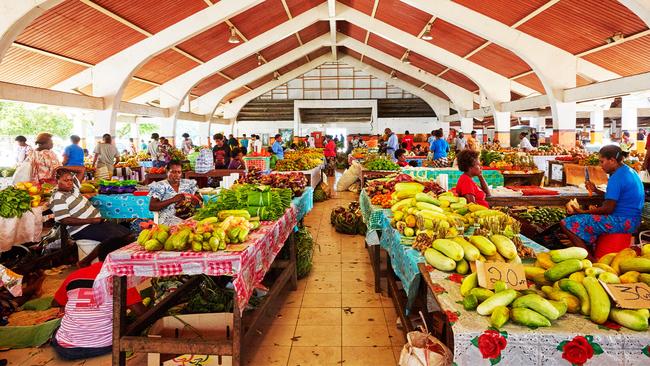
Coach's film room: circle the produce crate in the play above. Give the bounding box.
[243,156,271,171]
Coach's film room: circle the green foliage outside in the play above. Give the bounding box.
[138,122,158,136]
[0,101,73,138]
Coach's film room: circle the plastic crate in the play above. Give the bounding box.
[243,156,271,171]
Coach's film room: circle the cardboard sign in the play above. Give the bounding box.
[476,261,528,290]
[600,281,650,309]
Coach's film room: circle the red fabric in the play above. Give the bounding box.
[397,160,409,167]
[402,135,414,150]
[455,174,489,207]
[506,186,559,196]
[324,141,337,158]
[594,233,632,260]
[55,262,140,307]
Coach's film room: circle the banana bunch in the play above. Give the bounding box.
[523,246,650,331]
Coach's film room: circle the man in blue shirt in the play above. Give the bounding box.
[240,134,249,154]
[561,145,644,257]
[385,128,399,161]
[62,135,86,181]
[272,134,284,160]
[427,130,436,152]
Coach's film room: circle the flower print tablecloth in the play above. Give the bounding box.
[359,189,392,245]
[93,206,298,315]
[422,266,650,365]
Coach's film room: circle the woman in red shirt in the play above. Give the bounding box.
[402,130,414,151]
[455,150,490,207]
[324,136,337,176]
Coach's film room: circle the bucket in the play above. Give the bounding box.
[594,233,632,260]
[77,239,101,264]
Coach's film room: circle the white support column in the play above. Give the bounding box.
[530,117,546,144]
[494,112,511,147]
[622,95,639,138]
[460,118,474,134]
[551,102,577,147]
[589,109,604,144]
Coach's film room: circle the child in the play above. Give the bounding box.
[395,149,409,167]
[228,148,245,170]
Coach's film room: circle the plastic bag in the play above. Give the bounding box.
[335,160,362,191]
[11,161,32,184]
[0,264,23,297]
[399,312,452,366]
[195,148,214,174]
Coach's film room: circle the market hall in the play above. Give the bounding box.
[1,0,650,365]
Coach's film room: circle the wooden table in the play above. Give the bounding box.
[110,234,297,366]
[487,194,604,208]
[184,169,246,188]
[502,171,545,186]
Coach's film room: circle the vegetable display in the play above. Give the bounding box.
[238,169,307,197]
[330,201,366,235]
[194,184,292,221]
[296,226,314,279]
[0,186,32,218]
[518,207,566,226]
[363,154,400,171]
[274,148,325,171]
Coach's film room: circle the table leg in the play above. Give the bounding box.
[288,232,298,291]
[112,276,127,366]
[374,245,381,293]
[232,301,241,366]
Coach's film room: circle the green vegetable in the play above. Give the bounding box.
[476,289,518,316]
[0,187,32,218]
[462,294,478,310]
[511,308,551,328]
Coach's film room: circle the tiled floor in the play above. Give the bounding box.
[2,176,405,365]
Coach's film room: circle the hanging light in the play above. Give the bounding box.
[257,54,263,65]
[403,51,411,64]
[228,27,240,44]
[390,71,397,79]
[421,24,433,41]
[273,71,280,80]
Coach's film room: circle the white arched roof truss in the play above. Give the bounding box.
[0,0,62,62]
[618,0,650,27]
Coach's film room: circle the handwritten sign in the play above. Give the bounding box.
[601,281,650,309]
[476,261,528,290]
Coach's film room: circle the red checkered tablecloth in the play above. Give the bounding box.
[93,206,298,314]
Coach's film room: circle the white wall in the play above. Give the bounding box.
[376,117,442,135]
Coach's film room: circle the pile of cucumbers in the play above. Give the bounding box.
[518,207,566,226]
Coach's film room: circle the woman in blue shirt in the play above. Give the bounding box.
[430,129,450,167]
[561,145,644,257]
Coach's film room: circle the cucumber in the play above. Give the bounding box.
[462,294,478,311]
[583,277,611,324]
[544,259,584,282]
[469,236,497,256]
[511,308,551,328]
[547,300,568,318]
[452,236,481,261]
[512,294,560,320]
[456,258,469,274]
[490,234,518,260]
[424,248,456,272]
[476,289,518,316]
[490,306,510,329]
[432,239,464,262]
[460,272,478,297]
[558,279,590,316]
[549,247,588,263]
[469,288,495,302]
[609,308,649,331]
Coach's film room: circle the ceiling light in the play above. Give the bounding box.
[228,27,240,44]
[257,54,263,65]
[273,71,280,80]
[391,71,397,79]
[403,52,411,64]
[421,24,433,41]
[605,32,624,44]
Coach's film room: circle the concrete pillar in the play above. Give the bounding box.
[551,102,576,147]
[92,110,113,141]
[460,117,474,134]
[622,95,639,139]
[494,111,511,147]
[589,109,604,144]
[440,121,450,138]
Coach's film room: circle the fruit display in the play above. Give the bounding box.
[485,152,539,172]
[0,186,32,218]
[363,154,400,171]
[578,153,600,166]
[9,181,52,210]
[147,167,166,174]
[351,148,368,159]
[194,184,292,221]
[248,150,271,157]
[313,182,328,202]
[517,207,566,226]
[238,169,307,197]
[365,173,444,199]
[330,201,366,235]
[116,154,140,168]
[79,181,98,194]
[137,211,259,252]
[275,148,325,171]
[98,179,137,195]
[371,193,393,208]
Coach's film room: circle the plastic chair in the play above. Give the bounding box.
[594,233,632,260]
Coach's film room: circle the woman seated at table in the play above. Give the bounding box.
[455,150,490,208]
[148,160,202,226]
[560,145,644,257]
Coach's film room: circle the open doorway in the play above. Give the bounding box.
[325,127,347,152]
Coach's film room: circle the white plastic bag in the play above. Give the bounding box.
[11,161,32,184]
[398,313,452,366]
[335,160,362,192]
[639,170,650,183]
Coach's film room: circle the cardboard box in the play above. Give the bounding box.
[147,313,233,366]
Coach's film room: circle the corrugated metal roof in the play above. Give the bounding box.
[193,73,229,96]
[517,0,648,54]
[440,69,478,91]
[513,73,545,93]
[467,43,531,78]
[122,79,156,101]
[376,0,431,36]
[424,85,450,101]
[223,87,249,102]
[338,0,375,15]
[428,19,486,57]
[408,51,447,75]
[338,21,367,42]
[453,0,550,27]
[261,35,301,62]
[0,46,87,88]
[176,23,237,63]
[367,33,407,60]
[230,0,289,39]
[583,34,650,76]
[93,0,207,34]
[135,49,200,85]
[16,0,146,65]
[220,54,260,80]
[285,0,326,17]
[298,21,330,43]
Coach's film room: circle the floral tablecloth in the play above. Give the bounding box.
[423,268,650,365]
[401,168,504,188]
[90,194,153,219]
[293,187,314,223]
[93,206,298,314]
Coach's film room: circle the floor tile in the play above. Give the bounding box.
[341,292,382,308]
[342,307,387,325]
[312,253,342,263]
[292,325,342,347]
[301,292,341,307]
[244,345,291,366]
[342,346,396,366]
[287,346,341,366]
[263,306,300,326]
[387,320,407,346]
[255,324,297,346]
[341,278,376,294]
[342,325,392,347]
[298,307,341,326]
[304,278,341,294]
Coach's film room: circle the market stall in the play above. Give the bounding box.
[419,261,650,365]
[402,167,505,188]
[275,165,323,189]
[0,183,53,251]
[90,194,153,219]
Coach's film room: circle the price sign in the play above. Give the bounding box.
[476,261,528,290]
[601,281,650,309]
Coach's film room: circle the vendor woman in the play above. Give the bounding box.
[560,145,644,256]
[455,150,490,207]
[148,160,202,226]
